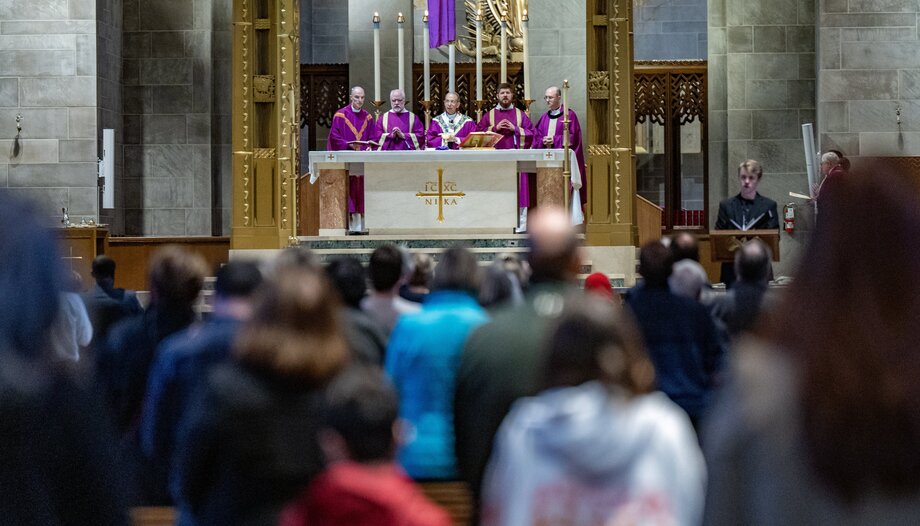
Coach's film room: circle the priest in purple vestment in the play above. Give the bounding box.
[427,92,477,149]
[375,89,425,151]
[327,86,377,232]
[534,85,588,210]
[477,83,535,231]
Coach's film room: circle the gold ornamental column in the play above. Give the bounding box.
[584,0,636,246]
[231,0,300,249]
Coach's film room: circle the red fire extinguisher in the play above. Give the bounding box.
[783,203,795,234]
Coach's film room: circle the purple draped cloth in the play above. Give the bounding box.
[534,108,588,206]
[327,105,377,214]
[428,0,456,48]
[478,106,535,207]
[426,113,476,149]
[375,110,425,151]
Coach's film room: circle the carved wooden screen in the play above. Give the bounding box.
[411,63,526,116]
[299,64,349,152]
[634,60,707,231]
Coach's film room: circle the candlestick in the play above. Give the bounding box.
[420,99,432,130]
[397,12,405,94]
[522,10,530,101]
[373,12,381,102]
[562,80,571,217]
[474,99,485,122]
[475,7,483,100]
[448,42,456,93]
[423,10,430,101]
[371,99,385,119]
[500,16,508,83]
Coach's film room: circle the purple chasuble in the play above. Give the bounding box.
[326,105,376,214]
[376,111,425,151]
[477,106,535,207]
[427,112,476,149]
[534,108,588,206]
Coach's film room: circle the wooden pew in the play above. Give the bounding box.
[132,506,175,526]
[420,481,473,526]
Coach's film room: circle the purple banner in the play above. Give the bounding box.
[428,0,456,48]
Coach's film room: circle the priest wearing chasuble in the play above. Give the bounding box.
[427,92,477,149]
[533,86,588,209]
[375,89,425,151]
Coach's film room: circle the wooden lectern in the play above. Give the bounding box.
[57,227,109,285]
[709,229,780,262]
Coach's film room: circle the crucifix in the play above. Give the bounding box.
[61,246,83,274]
[416,167,466,223]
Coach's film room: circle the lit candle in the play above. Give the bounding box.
[476,6,483,100]
[522,10,530,101]
[373,12,381,101]
[500,16,508,83]
[397,12,405,95]
[423,10,430,100]
[448,42,456,93]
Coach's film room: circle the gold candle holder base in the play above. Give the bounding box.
[419,99,432,130]
[371,99,385,118]
[522,98,535,117]
[474,99,485,122]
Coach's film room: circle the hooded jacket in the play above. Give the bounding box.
[481,381,705,526]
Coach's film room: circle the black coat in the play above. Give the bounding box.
[714,193,779,287]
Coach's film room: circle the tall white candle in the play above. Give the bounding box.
[522,10,530,100]
[500,17,508,83]
[475,9,483,100]
[448,43,456,93]
[423,10,430,100]
[397,13,405,94]
[373,12,381,101]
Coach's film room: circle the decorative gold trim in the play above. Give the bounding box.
[253,75,275,102]
[634,59,706,67]
[254,18,270,30]
[253,148,277,159]
[589,71,609,100]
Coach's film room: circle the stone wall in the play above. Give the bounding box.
[709,0,817,277]
[634,0,708,60]
[0,0,99,224]
[300,0,348,64]
[817,0,920,158]
[98,0,122,228]
[121,0,232,236]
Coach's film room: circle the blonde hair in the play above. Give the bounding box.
[738,159,763,179]
[235,267,348,383]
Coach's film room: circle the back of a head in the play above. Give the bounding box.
[322,366,399,462]
[478,262,518,308]
[734,239,772,284]
[91,255,117,281]
[584,272,614,300]
[668,260,708,300]
[527,207,580,283]
[639,241,674,288]
[408,252,434,288]
[670,232,700,263]
[325,256,367,309]
[215,261,263,300]
[368,244,403,292]
[0,192,63,358]
[273,246,320,272]
[235,267,348,383]
[431,246,481,294]
[148,246,208,308]
[543,297,654,394]
[762,167,920,501]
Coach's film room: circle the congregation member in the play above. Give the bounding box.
[177,266,349,526]
[140,261,263,505]
[626,241,725,430]
[326,256,387,364]
[705,169,920,524]
[709,238,773,338]
[533,85,587,213]
[668,259,710,301]
[49,271,93,363]
[361,244,420,337]
[478,256,526,309]
[280,367,452,526]
[714,159,779,287]
[376,88,424,151]
[455,207,581,520]
[670,231,700,263]
[327,86,377,233]
[426,91,477,149]
[480,298,705,526]
[399,252,433,304]
[385,247,487,479]
[0,191,129,525]
[477,83,535,231]
[82,254,143,346]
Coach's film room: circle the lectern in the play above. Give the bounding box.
[57,227,109,285]
[709,229,780,262]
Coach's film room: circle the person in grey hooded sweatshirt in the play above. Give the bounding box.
[480,297,705,526]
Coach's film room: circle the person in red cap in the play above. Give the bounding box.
[584,272,617,302]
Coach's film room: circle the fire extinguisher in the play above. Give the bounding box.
[783,203,795,234]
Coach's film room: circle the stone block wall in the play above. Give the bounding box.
[0,0,99,223]
[98,0,122,228]
[301,0,348,64]
[818,1,920,157]
[709,0,817,277]
[634,0,708,60]
[121,0,232,236]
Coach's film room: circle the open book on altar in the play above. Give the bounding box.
[459,131,502,149]
[347,140,380,150]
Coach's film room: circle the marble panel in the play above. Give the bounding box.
[123,114,142,145]
[122,177,142,208]
[21,77,96,107]
[744,0,798,26]
[746,80,787,110]
[76,34,96,75]
[151,31,186,58]
[151,209,188,235]
[746,53,799,81]
[138,0,194,30]
[536,166,564,207]
[727,26,752,53]
[710,110,728,142]
[786,26,814,53]
[187,113,210,144]
[192,0,210,30]
[59,139,97,162]
[6,187,70,218]
[193,163,211,208]
[840,28,916,42]
[819,28,841,70]
[799,108,816,126]
[821,101,849,133]
[709,27,726,55]
[185,208,211,235]
[798,0,816,24]
[848,0,917,12]
[0,139,59,164]
[858,132,920,156]
[69,0,95,19]
[69,107,96,138]
[0,50,74,76]
[8,162,96,187]
[798,53,816,80]
[122,32,151,58]
[752,109,799,139]
[727,55,746,108]
[191,59,211,114]
[842,42,920,70]
[146,144,197,178]
[143,115,187,144]
[0,78,16,107]
[847,100,904,132]
[68,186,97,216]
[788,80,816,109]
[900,69,920,99]
[0,0,68,19]
[0,108,68,139]
[150,85,195,113]
[123,59,140,85]
[822,14,908,27]
[823,0,848,13]
[140,58,193,85]
[143,177,193,208]
[184,31,208,58]
[819,133,860,156]
[820,70,898,101]
[0,35,75,50]
[709,54,727,111]
[727,110,752,140]
[527,29,561,57]
[0,21,95,34]
[753,26,785,53]
[319,168,347,229]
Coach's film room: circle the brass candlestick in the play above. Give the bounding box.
[522,98,535,118]
[561,80,571,218]
[474,99,485,122]
[419,99,432,130]
[371,99,385,119]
